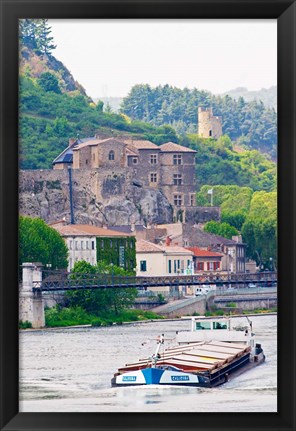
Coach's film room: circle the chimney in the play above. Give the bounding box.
[232,235,242,243]
[166,236,171,246]
[130,215,136,232]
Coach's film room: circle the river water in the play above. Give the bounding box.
[19,314,277,412]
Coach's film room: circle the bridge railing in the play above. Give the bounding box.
[32,270,278,292]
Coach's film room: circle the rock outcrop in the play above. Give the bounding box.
[19,169,174,226]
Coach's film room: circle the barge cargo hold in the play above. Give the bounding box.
[111,316,265,388]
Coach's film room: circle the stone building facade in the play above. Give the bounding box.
[53,136,197,219]
[198,107,222,139]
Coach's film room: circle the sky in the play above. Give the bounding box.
[49,19,277,99]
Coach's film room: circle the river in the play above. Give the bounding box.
[19,314,277,412]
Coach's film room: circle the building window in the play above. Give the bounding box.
[174,194,182,206]
[207,262,214,271]
[213,262,220,270]
[197,262,204,271]
[91,241,95,250]
[85,159,88,165]
[75,241,78,250]
[86,241,89,250]
[109,150,115,161]
[150,173,157,183]
[150,154,158,164]
[132,157,138,164]
[209,130,212,137]
[173,154,182,165]
[140,260,147,272]
[168,260,172,274]
[190,194,195,206]
[69,240,72,250]
[173,174,182,185]
[81,241,84,250]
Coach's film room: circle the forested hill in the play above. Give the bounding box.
[120,84,277,159]
[19,20,179,169]
[19,20,276,192]
[221,86,277,111]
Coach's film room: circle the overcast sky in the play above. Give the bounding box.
[49,19,277,99]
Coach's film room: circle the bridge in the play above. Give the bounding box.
[19,263,277,328]
[33,270,277,292]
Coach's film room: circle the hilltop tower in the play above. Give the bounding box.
[198,107,222,139]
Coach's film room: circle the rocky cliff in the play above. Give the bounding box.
[19,169,174,226]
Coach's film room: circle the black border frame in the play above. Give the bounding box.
[0,1,295,430]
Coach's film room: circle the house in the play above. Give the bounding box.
[50,221,135,272]
[154,223,246,274]
[186,247,223,274]
[52,136,197,219]
[136,239,193,277]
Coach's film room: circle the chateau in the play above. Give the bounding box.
[53,136,197,219]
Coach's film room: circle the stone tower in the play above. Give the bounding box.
[198,107,222,139]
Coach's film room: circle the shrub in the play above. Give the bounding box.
[19,320,32,329]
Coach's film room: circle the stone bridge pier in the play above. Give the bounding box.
[19,263,45,328]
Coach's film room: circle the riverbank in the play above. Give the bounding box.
[20,310,277,331]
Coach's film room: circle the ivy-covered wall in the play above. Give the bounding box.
[96,236,136,273]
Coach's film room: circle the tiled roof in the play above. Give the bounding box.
[186,247,223,258]
[51,224,131,237]
[107,225,146,234]
[183,225,244,247]
[159,142,197,153]
[73,137,121,150]
[161,245,193,255]
[136,240,193,255]
[156,223,183,237]
[125,140,159,150]
[126,147,138,156]
[136,240,164,253]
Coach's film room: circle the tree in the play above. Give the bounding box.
[19,19,56,56]
[241,191,277,267]
[19,216,68,269]
[38,72,61,93]
[96,100,104,112]
[35,19,56,56]
[66,261,137,316]
[204,221,239,239]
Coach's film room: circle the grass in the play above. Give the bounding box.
[44,306,163,328]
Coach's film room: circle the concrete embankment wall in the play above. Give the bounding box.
[151,297,206,318]
[214,297,277,310]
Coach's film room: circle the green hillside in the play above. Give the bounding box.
[120,84,277,159]
[19,20,276,193]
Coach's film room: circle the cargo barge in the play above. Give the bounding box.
[111,316,265,388]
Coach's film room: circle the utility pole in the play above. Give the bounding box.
[68,167,75,224]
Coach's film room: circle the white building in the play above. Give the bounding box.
[136,239,193,277]
[50,221,132,271]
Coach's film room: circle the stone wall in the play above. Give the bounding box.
[184,206,221,224]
